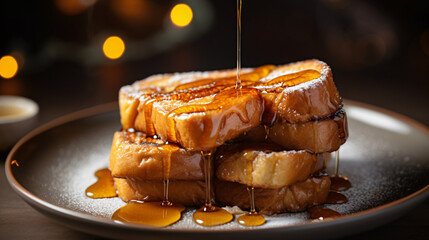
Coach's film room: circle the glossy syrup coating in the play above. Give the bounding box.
[85,168,117,199]
[112,201,185,227]
[119,62,328,151]
[193,150,233,226]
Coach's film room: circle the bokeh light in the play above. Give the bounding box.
[0,55,18,79]
[103,36,126,60]
[170,3,193,27]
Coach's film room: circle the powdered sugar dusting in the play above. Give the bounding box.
[12,105,429,231]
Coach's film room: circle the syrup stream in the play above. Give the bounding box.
[334,149,339,176]
[203,150,213,208]
[193,150,233,226]
[249,186,256,213]
[162,179,171,206]
[236,0,242,89]
[237,186,266,226]
[162,148,172,206]
[308,206,341,220]
[331,149,351,191]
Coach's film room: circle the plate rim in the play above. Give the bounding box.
[5,99,429,234]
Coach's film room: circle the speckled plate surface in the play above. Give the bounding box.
[5,100,429,240]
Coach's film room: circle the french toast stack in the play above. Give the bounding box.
[109,59,348,214]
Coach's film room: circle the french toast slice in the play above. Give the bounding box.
[119,59,342,150]
[258,60,341,123]
[215,143,329,188]
[110,128,333,183]
[114,176,330,214]
[237,109,348,153]
[109,130,206,181]
[215,176,330,215]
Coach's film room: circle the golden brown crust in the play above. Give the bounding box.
[119,59,342,149]
[114,178,209,206]
[215,176,331,215]
[152,89,264,151]
[109,131,205,181]
[238,110,348,153]
[270,110,348,153]
[215,145,329,188]
[262,60,342,123]
[114,177,330,213]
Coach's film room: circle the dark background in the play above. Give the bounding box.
[0,0,428,239]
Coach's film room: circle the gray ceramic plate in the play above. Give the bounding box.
[5,100,429,240]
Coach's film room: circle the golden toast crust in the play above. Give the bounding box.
[215,144,329,188]
[215,176,330,215]
[114,178,208,206]
[239,110,348,153]
[109,130,205,181]
[119,59,342,150]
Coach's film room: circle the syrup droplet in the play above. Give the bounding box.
[330,176,351,191]
[193,150,233,226]
[85,168,117,198]
[326,191,348,204]
[193,205,234,226]
[112,201,185,227]
[237,212,265,226]
[237,186,265,226]
[236,0,242,89]
[308,206,341,220]
[331,149,351,191]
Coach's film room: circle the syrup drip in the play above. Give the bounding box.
[85,168,117,198]
[112,201,185,227]
[193,150,233,226]
[331,150,351,191]
[237,186,265,226]
[193,205,234,226]
[162,179,171,206]
[166,88,258,144]
[326,191,348,204]
[236,0,242,89]
[308,206,341,220]
[330,176,351,191]
[138,65,318,143]
[107,136,185,227]
[202,150,213,208]
[334,149,340,176]
[159,144,174,206]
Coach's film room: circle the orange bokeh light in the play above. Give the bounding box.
[170,3,193,27]
[103,36,126,60]
[0,55,18,79]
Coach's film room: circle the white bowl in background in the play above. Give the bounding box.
[0,95,39,152]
